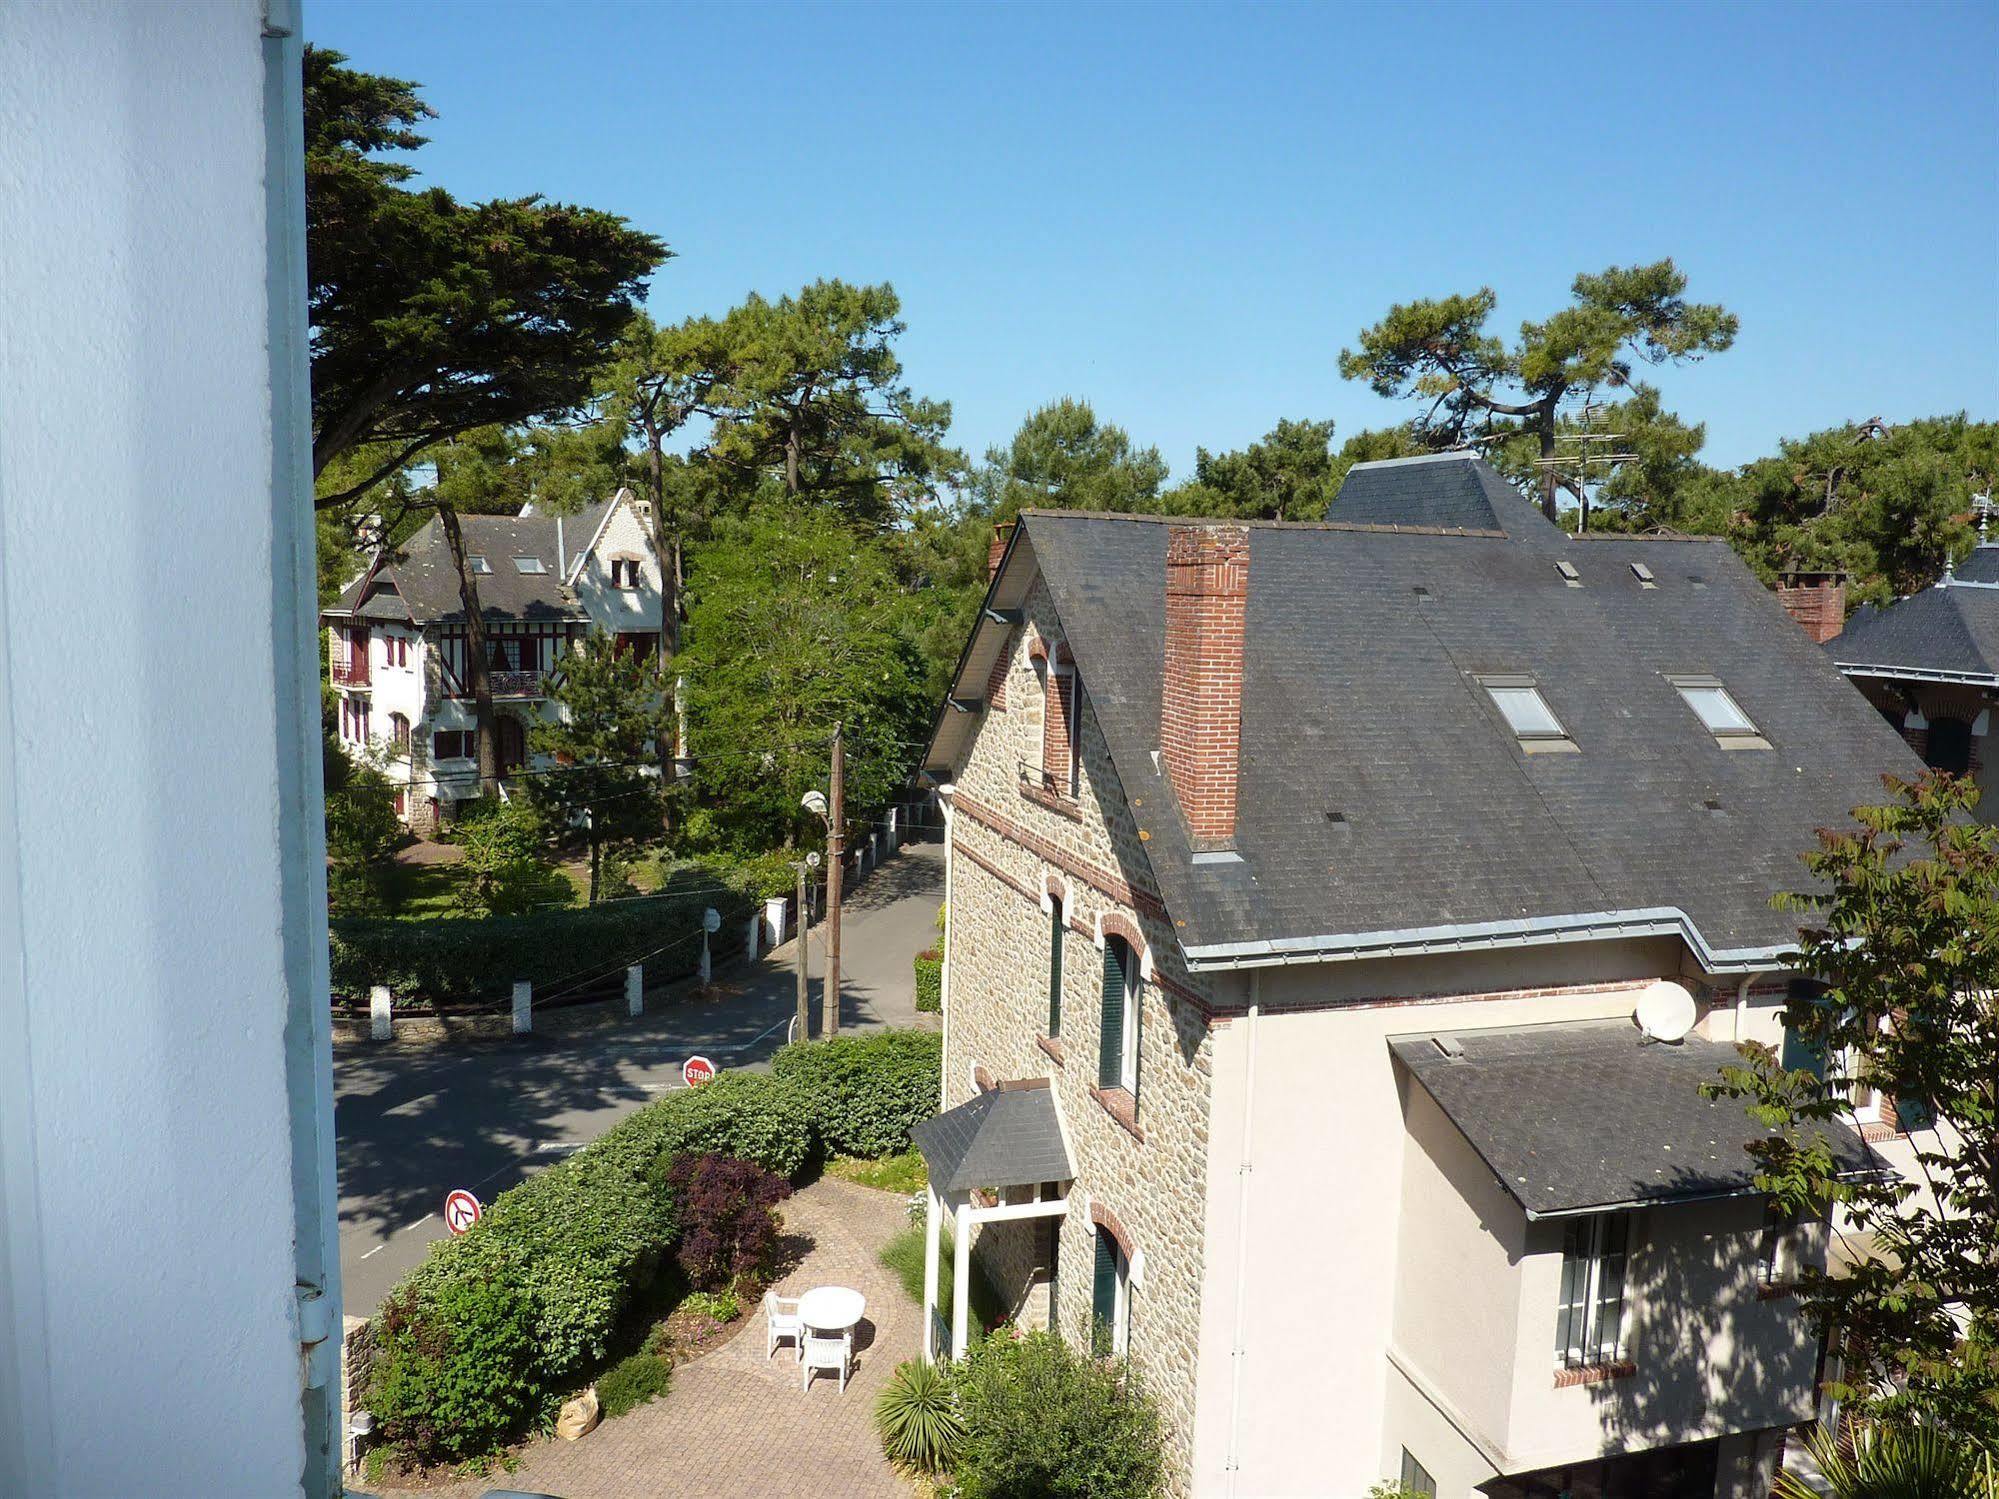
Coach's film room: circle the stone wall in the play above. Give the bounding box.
[943,573,1215,1492]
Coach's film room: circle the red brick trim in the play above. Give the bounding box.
[1090,1199,1136,1256]
[954,838,1040,905]
[1027,630,1048,664]
[1755,1283,1796,1302]
[1019,780,1084,821]
[1044,870,1071,907]
[1037,1034,1066,1066]
[1553,1360,1636,1389]
[1097,910,1147,957]
[973,1065,996,1092]
[954,792,1168,922]
[1089,1085,1146,1143]
[984,638,1012,709]
[1860,1121,1899,1144]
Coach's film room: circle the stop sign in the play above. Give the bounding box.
[682,1055,717,1088]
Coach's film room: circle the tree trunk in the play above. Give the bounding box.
[643,425,679,835]
[784,422,801,496]
[588,830,602,906]
[437,505,500,795]
[1537,401,1560,523]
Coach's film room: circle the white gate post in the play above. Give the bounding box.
[745,913,761,962]
[764,895,788,949]
[369,984,392,1042]
[886,807,898,850]
[512,979,531,1034]
[625,964,643,1018]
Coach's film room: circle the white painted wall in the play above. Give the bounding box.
[0,3,336,1493]
[1187,943,1802,1498]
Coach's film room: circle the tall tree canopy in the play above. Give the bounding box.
[972,398,1169,520]
[1338,260,1737,519]
[1710,774,1999,1445]
[304,46,668,508]
[1165,418,1337,520]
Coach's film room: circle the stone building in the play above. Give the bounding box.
[912,453,1914,1498]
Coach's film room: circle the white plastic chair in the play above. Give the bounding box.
[800,1329,853,1393]
[764,1290,804,1361]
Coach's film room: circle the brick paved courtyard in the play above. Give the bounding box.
[376,1176,919,1499]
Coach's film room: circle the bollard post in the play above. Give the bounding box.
[369,984,392,1042]
[625,964,643,1018]
[699,931,712,985]
[745,913,761,962]
[765,895,788,949]
[887,807,898,849]
[512,979,531,1034]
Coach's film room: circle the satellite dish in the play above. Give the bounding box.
[1635,980,1697,1044]
[701,907,721,933]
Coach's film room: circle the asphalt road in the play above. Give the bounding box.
[334,840,945,1314]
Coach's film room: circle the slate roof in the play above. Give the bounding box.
[326,496,620,625]
[910,1085,1073,1193]
[1390,1018,1875,1217]
[1327,450,1551,537]
[927,454,1924,972]
[1831,553,1999,683]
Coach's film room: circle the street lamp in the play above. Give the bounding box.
[789,850,820,1044]
[800,747,844,1036]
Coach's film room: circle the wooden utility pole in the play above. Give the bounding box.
[794,859,811,1042]
[824,723,845,1036]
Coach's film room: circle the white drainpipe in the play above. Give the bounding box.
[556,515,566,579]
[1223,974,1261,1494]
[1736,967,1776,1042]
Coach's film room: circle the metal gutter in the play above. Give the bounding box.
[1836,664,1999,687]
[1181,906,1800,975]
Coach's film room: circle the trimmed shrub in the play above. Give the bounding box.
[876,1358,966,1474]
[596,1351,672,1420]
[660,1072,815,1179]
[369,1260,545,1464]
[952,1331,1165,1499]
[914,949,942,1012]
[656,1152,792,1291]
[773,1029,942,1159]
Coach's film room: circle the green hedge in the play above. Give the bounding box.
[914,949,942,1012]
[330,881,755,1006]
[773,1029,942,1159]
[365,1069,811,1464]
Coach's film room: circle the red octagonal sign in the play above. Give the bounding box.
[682,1055,717,1088]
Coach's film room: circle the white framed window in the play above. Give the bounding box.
[1099,934,1141,1097]
[512,555,546,575]
[1398,1450,1437,1498]
[1556,1212,1630,1368]
[1669,675,1765,747]
[609,557,641,589]
[1478,675,1572,747]
[1091,1231,1131,1355]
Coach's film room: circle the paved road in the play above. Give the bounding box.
[334,841,944,1314]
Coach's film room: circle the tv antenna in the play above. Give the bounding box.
[1535,392,1636,534]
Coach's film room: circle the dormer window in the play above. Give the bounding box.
[468,555,491,575]
[1478,675,1576,752]
[610,557,641,589]
[1670,675,1768,749]
[512,556,546,575]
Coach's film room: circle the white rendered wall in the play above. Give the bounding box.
[0,3,331,1494]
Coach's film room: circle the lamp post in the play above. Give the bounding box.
[802,774,840,1035]
[790,851,819,1043]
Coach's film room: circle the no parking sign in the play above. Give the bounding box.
[444,1188,482,1236]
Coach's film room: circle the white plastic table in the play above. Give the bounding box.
[797,1285,866,1335]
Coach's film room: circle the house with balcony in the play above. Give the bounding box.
[913,452,1907,1498]
[322,489,664,829]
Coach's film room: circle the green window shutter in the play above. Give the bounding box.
[1091,1233,1118,1355]
[1781,984,1832,1080]
[1048,907,1064,1038]
[1099,937,1126,1089]
[1896,1093,1936,1133]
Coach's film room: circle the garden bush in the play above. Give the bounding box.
[875,1358,966,1474]
[772,1029,942,1159]
[914,949,942,1012]
[657,1152,793,1290]
[368,1259,546,1464]
[951,1331,1165,1499]
[596,1351,672,1420]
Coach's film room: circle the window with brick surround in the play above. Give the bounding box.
[1099,934,1140,1097]
[1090,1231,1130,1356]
[1043,646,1080,795]
[1556,1212,1629,1368]
[1047,904,1064,1038]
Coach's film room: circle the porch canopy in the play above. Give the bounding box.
[910,1083,1074,1362]
[1390,1018,1876,1221]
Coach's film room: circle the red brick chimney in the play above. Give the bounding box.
[1776,570,1847,643]
[1163,525,1249,851]
[987,522,1016,581]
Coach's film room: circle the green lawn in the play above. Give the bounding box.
[879,1223,1009,1333]
[826,1149,927,1195]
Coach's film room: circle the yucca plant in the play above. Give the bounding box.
[874,1358,966,1475]
[1775,1420,1998,1499]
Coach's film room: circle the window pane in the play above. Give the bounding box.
[1556,1221,1588,1364]
[1486,685,1563,737]
[1592,1215,1629,1358]
[1678,683,1756,734]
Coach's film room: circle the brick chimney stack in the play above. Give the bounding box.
[1163,525,1249,852]
[1776,570,1847,643]
[987,522,1016,581]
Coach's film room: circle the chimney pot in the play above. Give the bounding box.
[1162,525,1249,851]
[988,522,1016,582]
[1776,569,1847,644]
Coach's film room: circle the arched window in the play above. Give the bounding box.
[388,712,410,750]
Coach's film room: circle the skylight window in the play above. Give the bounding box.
[1555,561,1582,588]
[468,555,491,575]
[1478,675,1575,750]
[513,556,547,575]
[1670,675,1767,749]
[1630,562,1657,589]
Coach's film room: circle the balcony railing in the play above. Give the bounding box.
[331,658,370,687]
[449,668,546,699]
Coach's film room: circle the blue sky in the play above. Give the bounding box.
[312,0,1996,478]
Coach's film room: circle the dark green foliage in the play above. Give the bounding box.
[1775,1420,1998,1498]
[875,1359,966,1474]
[322,696,406,917]
[660,1152,792,1291]
[972,398,1169,521]
[652,1072,815,1180]
[370,1262,545,1464]
[1164,418,1337,521]
[328,876,753,1005]
[772,1029,943,1158]
[914,950,942,1012]
[1708,773,1999,1442]
[449,797,558,916]
[595,1351,673,1420]
[950,1331,1166,1499]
